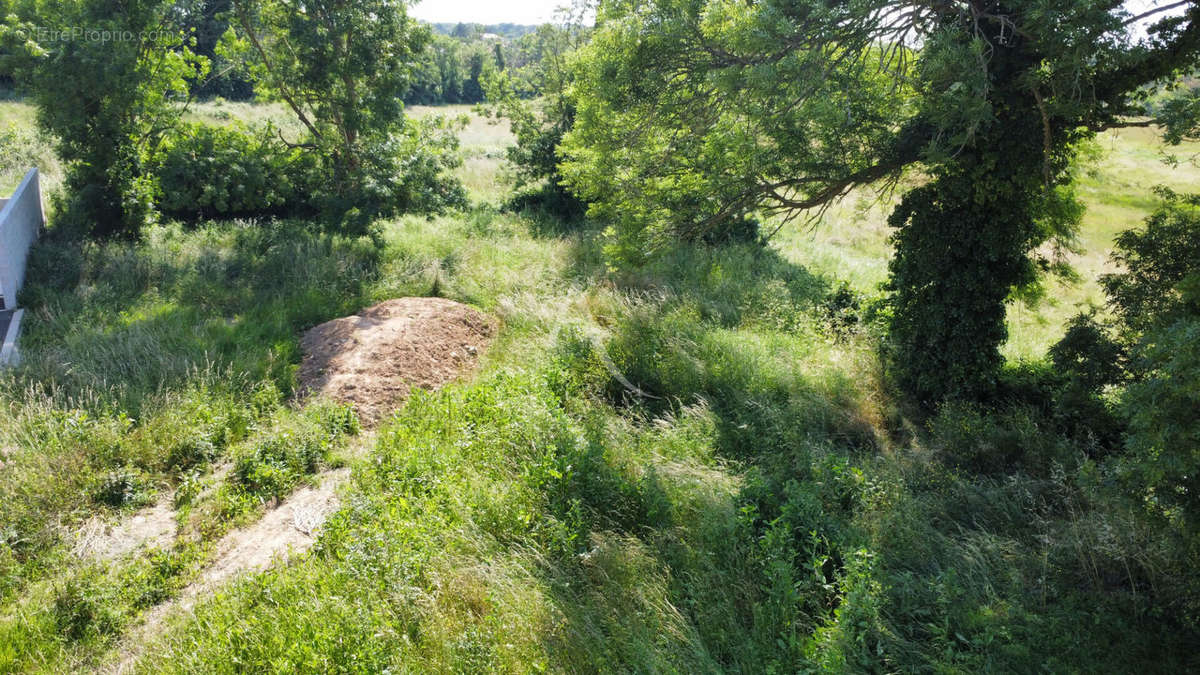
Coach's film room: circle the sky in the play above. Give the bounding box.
[406,0,1188,34]
[409,0,566,26]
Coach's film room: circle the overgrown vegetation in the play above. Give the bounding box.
[0,0,1198,672]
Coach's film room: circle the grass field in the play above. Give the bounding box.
[778,127,1200,361]
[0,98,1197,672]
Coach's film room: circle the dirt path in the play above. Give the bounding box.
[104,467,351,674]
[99,298,496,671]
[73,497,177,561]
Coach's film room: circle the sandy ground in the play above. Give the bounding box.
[105,468,351,674]
[297,297,496,426]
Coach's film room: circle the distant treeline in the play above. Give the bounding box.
[428,23,539,39]
[190,10,550,105]
[0,0,559,106]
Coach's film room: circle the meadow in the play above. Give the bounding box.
[0,97,1198,672]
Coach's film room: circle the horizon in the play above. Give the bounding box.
[409,0,564,26]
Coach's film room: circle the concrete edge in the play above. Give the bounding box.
[1,308,24,367]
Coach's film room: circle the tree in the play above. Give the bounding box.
[462,48,487,103]
[1051,189,1200,542]
[228,0,451,225]
[187,0,254,100]
[3,0,204,237]
[561,0,1200,407]
[485,5,590,217]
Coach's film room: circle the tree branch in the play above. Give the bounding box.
[232,1,323,141]
[1125,0,1191,26]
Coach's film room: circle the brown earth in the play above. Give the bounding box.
[73,497,177,561]
[297,297,497,426]
[106,468,352,674]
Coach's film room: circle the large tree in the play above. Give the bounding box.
[561,0,1200,407]
[2,0,204,237]
[227,0,439,224]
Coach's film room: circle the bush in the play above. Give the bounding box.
[312,115,468,232]
[154,123,313,220]
[154,117,466,230]
[1102,187,1200,336]
[928,402,1074,475]
[1120,318,1200,533]
[1054,189,1200,528]
[231,406,357,501]
[232,430,327,500]
[52,571,122,642]
[92,466,154,509]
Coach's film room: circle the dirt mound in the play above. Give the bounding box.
[298,298,496,426]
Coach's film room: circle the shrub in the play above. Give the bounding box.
[12,0,204,237]
[154,117,466,231]
[154,123,312,220]
[232,430,327,500]
[92,466,154,509]
[52,571,121,642]
[1101,188,1200,335]
[304,400,361,439]
[1120,317,1200,533]
[1054,189,1200,527]
[230,405,357,501]
[311,115,468,233]
[928,402,1075,475]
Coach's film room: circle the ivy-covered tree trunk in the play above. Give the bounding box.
[885,17,1073,407]
[560,0,1200,408]
[887,155,1043,405]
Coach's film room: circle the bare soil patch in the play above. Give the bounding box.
[74,497,177,561]
[106,468,351,674]
[297,297,496,426]
[196,467,348,591]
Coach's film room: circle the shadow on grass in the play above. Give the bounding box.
[527,238,889,671]
[13,219,382,415]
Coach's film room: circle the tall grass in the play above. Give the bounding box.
[0,100,1195,672]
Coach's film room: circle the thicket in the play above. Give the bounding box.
[558,0,1200,412]
[0,0,468,237]
[484,15,589,219]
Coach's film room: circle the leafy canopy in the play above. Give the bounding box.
[562,0,1200,405]
[2,0,205,236]
[225,0,464,226]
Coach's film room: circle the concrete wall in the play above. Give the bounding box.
[0,168,43,309]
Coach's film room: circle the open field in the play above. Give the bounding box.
[0,100,1197,671]
[778,126,1200,360]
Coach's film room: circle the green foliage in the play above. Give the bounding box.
[224,0,465,228]
[8,0,206,237]
[187,0,255,100]
[1085,189,1200,537]
[230,412,351,501]
[1159,88,1200,147]
[0,91,1196,671]
[561,0,912,261]
[1103,188,1200,336]
[561,0,1200,408]
[1121,318,1200,534]
[485,13,588,219]
[93,465,155,509]
[52,568,123,642]
[0,121,55,193]
[153,122,312,219]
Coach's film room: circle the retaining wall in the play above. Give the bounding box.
[0,168,44,309]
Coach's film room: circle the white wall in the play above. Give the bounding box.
[0,168,43,309]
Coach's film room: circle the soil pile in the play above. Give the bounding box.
[298,298,496,426]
